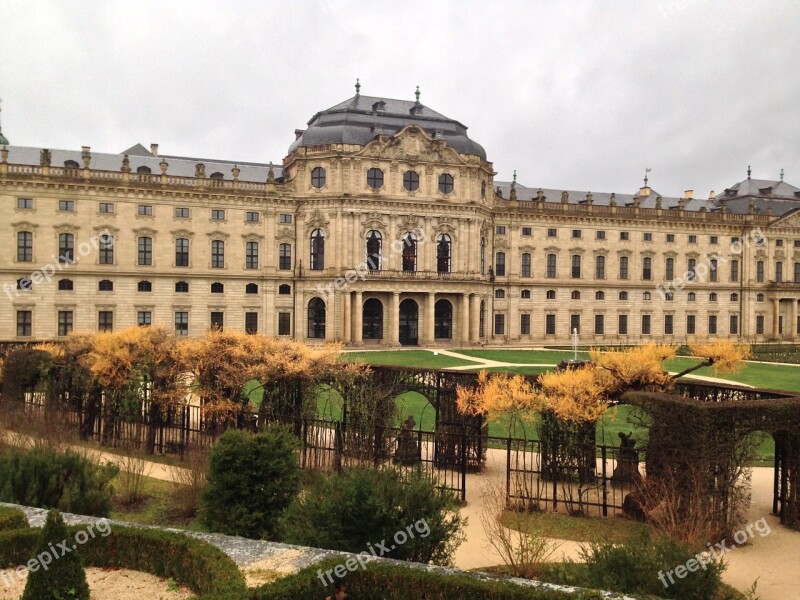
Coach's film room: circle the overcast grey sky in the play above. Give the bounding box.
[1,0,798,197]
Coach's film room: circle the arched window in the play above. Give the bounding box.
[434,299,453,339]
[310,229,325,270]
[480,238,486,274]
[571,290,581,300]
[278,284,291,295]
[521,289,531,299]
[495,289,505,298]
[757,293,765,302]
[730,293,739,302]
[210,172,223,180]
[308,298,326,339]
[403,171,419,192]
[688,292,696,301]
[438,173,454,194]
[643,291,652,301]
[402,232,417,272]
[99,279,114,291]
[595,291,604,300]
[362,298,383,339]
[211,282,224,293]
[546,290,556,300]
[619,291,628,300]
[137,280,152,292]
[58,278,73,291]
[367,168,384,189]
[436,234,451,273]
[710,292,718,302]
[366,231,382,271]
[136,165,151,174]
[64,159,80,169]
[246,283,259,294]
[311,167,326,188]
[175,281,188,293]
[595,255,605,279]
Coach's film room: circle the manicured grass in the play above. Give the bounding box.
[666,356,800,392]
[110,474,203,530]
[341,350,473,369]
[501,510,647,544]
[456,349,588,364]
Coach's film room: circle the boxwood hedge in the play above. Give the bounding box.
[0,506,28,531]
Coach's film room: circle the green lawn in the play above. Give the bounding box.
[455,349,588,364]
[341,350,473,369]
[666,356,800,392]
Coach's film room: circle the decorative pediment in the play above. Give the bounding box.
[94,225,119,234]
[663,251,678,258]
[544,246,561,254]
[519,245,535,253]
[396,214,423,238]
[494,238,510,250]
[617,249,633,257]
[569,247,586,255]
[133,226,157,236]
[593,248,609,256]
[770,209,800,229]
[640,250,656,257]
[774,249,786,260]
[53,223,80,234]
[170,229,194,238]
[304,209,329,234]
[276,225,295,241]
[355,125,468,166]
[242,233,264,242]
[434,222,458,241]
[11,221,39,231]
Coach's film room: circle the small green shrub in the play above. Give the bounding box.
[256,558,583,599]
[0,506,28,531]
[0,447,118,517]
[580,528,726,600]
[278,466,464,565]
[200,426,301,539]
[22,509,90,600]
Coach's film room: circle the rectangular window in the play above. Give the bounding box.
[688,235,697,244]
[641,314,651,335]
[137,311,152,327]
[17,198,33,209]
[99,234,114,265]
[619,256,629,280]
[520,314,531,335]
[279,213,293,224]
[570,314,581,335]
[98,311,113,332]
[16,310,32,337]
[17,232,33,262]
[521,253,531,278]
[278,312,291,336]
[57,310,73,336]
[521,227,532,236]
[495,226,506,235]
[618,314,628,335]
[571,255,581,279]
[709,236,717,244]
[730,315,739,335]
[174,311,189,336]
[708,315,718,335]
[756,261,765,283]
[495,253,506,276]
[246,211,260,222]
[99,202,114,214]
[175,207,190,218]
[546,254,557,278]
[620,231,630,241]
[245,312,258,334]
[687,314,696,335]
[756,315,764,335]
[795,262,800,284]
[58,200,75,212]
[794,240,800,249]
[776,239,784,247]
[664,314,674,335]
[666,234,675,243]
[58,233,75,264]
[776,262,783,283]
[175,238,189,267]
[279,243,292,270]
[138,237,152,266]
[211,209,225,220]
[547,228,557,238]
[642,258,652,281]
[545,314,556,335]
[643,232,653,242]
[594,314,604,335]
[730,260,739,282]
[137,204,153,216]
[211,240,225,268]
[246,241,259,269]
[494,313,505,336]
[210,311,224,331]
[710,260,718,282]
[665,258,674,280]
[596,230,606,240]
[572,229,582,239]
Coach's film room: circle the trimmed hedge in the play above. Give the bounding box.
[0,526,246,600]
[255,558,607,600]
[0,506,28,531]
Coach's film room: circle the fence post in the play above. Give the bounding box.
[460,427,467,503]
[506,437,511,508]
[773,436,781,517]
[601,445,608,518]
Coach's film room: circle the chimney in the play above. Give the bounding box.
[708,190,715,199]
[639,186,651,197]
[683,189,693,199]
[150,143,159,157]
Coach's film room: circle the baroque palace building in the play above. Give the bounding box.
[1,86,799,347]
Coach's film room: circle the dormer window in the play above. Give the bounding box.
[210,172,224,180]
[409,104,423,115]
[64,159,80,169]
[136,165,152,174]
[372,100,386,112]
[759,187,772,195]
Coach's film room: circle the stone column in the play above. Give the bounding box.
[353,291,363,344]
[791,299,798,339]
[773,298,781,338]
[424,292,436,345]
[389,292,400,345]
[470,294,481,342]
[325,292,336,341]
[343,292,351,343]
[460,293,470,344]
[264,289,275,337]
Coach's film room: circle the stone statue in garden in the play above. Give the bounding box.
[612,431,641,486]
[394,415,420,465]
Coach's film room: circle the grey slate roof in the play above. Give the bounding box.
[715,178,800,216]
[3,145,282,181]
[288,94,487,160]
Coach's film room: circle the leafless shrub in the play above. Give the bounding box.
[115,440,152,505]
[171,447,209,517]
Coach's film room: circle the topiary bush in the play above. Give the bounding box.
[278,466,465,565]
[22,509,90,600]
[0,447,118,517]
[200,426,301,539]
[0,505,28,531]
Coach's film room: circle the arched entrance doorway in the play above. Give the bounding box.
[363,298,384,340]
[399,299,418,346]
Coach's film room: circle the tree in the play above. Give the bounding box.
[22,509,90,600]
[200,427,301,539]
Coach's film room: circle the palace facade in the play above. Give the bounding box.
[1,89,799,346]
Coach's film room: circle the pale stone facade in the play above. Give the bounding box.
[1,92,799,346]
